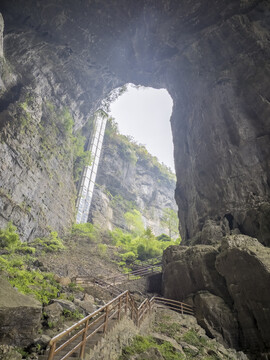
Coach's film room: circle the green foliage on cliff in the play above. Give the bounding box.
[43,102,92,183]
[124,209,145,236]
[0,255,61,304]
[105,117,176,182]
[110,225,179,264]
[0,222,20,250]
[161,208,179,239]
[31,231,65,253]
[72,222,101,243]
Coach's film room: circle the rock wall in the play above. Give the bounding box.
[89,131,177,235]
[0,0,268,244]
[162,235,270,357]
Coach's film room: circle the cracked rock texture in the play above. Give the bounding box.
[162,235,270,357]
[0,0,269,244]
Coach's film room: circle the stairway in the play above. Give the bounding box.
[44,290,193,360]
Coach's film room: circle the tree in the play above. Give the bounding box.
[124,209,145,236]
[161,208,179,239]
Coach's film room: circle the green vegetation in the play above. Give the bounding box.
[161,208,179,239]
[42,102,92,183]
[62,308,84,320]
[31,231,65,253]
[71,222,101,243]
[0,254,61,304]
[0,222,20,250]
[109,209,180,267]
[119,335,184,360]
[0,223,68,305]
[124,209,145,236]
[105,117,176,182]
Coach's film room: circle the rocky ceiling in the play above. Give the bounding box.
[0,0,269,244]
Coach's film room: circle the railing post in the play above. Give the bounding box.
[104,305,109,333]
[79,319,89,359]
[47,342,56,360]
[118,296,122,320]
[181,303,183,315]
[125,292,129,314]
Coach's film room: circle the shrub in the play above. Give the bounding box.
[120,251,137,263]
[72,223,100,243]
[31,231,65,253]
[0,255,61,305]
[0,222,20,250]
[97,243,107,257]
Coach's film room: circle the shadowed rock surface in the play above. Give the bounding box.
[0,1,269,357]
[0,0,269,244]
[162,235,270,357]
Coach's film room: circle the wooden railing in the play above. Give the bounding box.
[75,263,161,290]
[103,263,162,285]
[75,276,123,297]
[47,291,193,360]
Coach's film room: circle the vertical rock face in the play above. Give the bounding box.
[89,132,177,235]
[162,235,270,356]
[0,84,76,241]
[0,2,269,357]
[0,0,269,245]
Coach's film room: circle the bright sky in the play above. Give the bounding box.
[109,84,175,172]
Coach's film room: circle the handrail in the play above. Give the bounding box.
[47,291,193,360]
[104,263,162,285]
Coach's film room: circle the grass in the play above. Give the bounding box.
[119,335,185,360]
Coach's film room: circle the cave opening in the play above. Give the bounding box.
[108,83,174,173]
[76,82,179,246]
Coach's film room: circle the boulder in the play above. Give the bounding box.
[200,220,224,245]
[191,291,239,349]
[216,235,270,352]
[33,334,51,350]
[74,298,96,314]
[54,275,71,286]
[0,276,42,347]
[83,293,95,303]
[52,299,77,313]
[162,245,231,303]
[44,302,63,323]
[162,236,270,356]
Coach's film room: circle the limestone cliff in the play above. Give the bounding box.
[0,0,269,245]
[0,2,269,358]
[89,123,177,235]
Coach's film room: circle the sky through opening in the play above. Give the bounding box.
[109,84,174,172]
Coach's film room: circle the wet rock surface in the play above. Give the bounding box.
[162,235,270,357]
